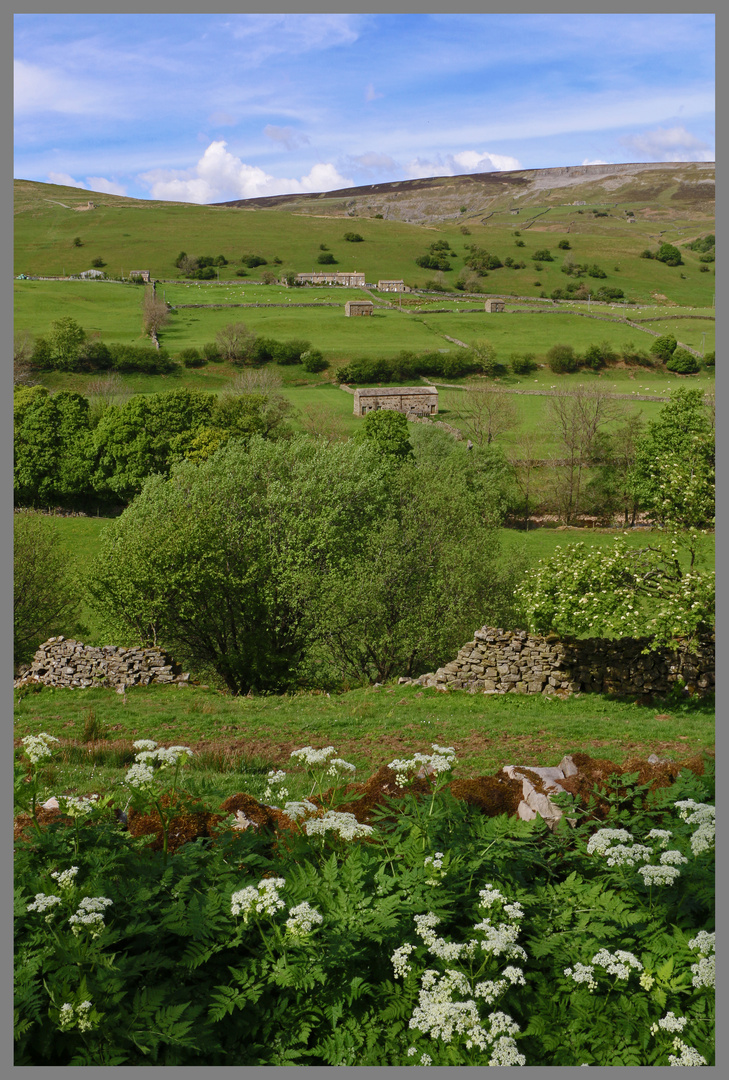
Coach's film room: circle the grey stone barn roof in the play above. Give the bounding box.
[355,386,437,397]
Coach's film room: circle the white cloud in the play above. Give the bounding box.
[85,176,128,197]
[14,59,125,118]
[365,83,383,102]
[619,126,714,161]
[137,140,352,203]
[264,125,310,150]
[47,171,88,189]
[406,150,521,179]
[581,158,610,166]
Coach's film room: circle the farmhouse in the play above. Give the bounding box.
[128,270,151,282]
[344,299,374,317]
[292,271,366,287]
[484,299,505,312]
[353,386,438,417]
[377,279,410,292]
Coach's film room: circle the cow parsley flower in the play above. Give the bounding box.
[58,1003,75,1030]
[326,758,356,778]
[586,828,633,855]
[50,867,79,890]
[60,794,100,818]
[285,901,323,939]
[132,739,158,751]
[290,746,337,766]
[231,877,286,921]
[27,892,63,920]
[304,811,374,841]
[283,799,318,821]
[392,943,415,978]
[564,963,597,991]
[22,732,59,765]
[68,896,112,937]
[668,1039,707,1066]
[638,864,682,886]
[646,829,672,848]
[660,850,688,866]
[124,762,156,788]
[605,843,652,867]
[653,1012,689,1034]
[591,949,642,979]
[688,931,715,989]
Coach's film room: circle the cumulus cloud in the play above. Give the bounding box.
[85,176,128,197]
[620,126,714,162]
[137,140,352,203]
[48,172,88,190]
[406,149,521,179]
[46,172,127,196]
[264,125,310,150]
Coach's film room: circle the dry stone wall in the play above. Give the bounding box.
[400,627,714,698]
[18,638,190,690]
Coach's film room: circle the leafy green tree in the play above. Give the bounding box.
[301,349,328,373]
[14,389,94,505]
[532,249,553,262]
[656,243,683,266]
[14,511,81,667]
[343,232,364,242]
[49,317,86,371]
[546,344,579,373]
[91,389,215,500]
[357,410,414,461]
[630,389,714,529]
[317,253,337,265]
[649,334,678,362]
[666,349,700,374]
[515,533,714,653]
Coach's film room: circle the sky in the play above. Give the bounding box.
[14,12,715,204]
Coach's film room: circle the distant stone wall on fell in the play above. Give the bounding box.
[400,627,714,698]
[17,638,190,690]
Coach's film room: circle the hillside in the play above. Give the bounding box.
[212,161,716,225]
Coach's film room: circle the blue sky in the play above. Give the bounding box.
[14,12,715,203]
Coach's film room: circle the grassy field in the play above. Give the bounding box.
[15,178,715,307]
[12,680,715,807]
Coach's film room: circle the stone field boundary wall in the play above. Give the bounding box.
[18,638,190,690]
[400,626,714,698]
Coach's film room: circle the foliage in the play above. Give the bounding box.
[532,249,553,262]
[649,334,678,361]
[656,243,683,267]
[343,232,364,242]
[629,389,714,529]
[546,344,579,373]
[317,253,337,265]
[509,353,537,376]
[215,322,256,362]
[49,318,87,371]
[666,349,700,375]
[13,512,81,667]
[357,409,413,461]
[300,349,328,373]
[14,741,714,1066]
[14,389,94,506]
[515,532,714,651]
[683,234,714,253]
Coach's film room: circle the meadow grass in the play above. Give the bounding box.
[13,680,715,806]
[15,179,714,307]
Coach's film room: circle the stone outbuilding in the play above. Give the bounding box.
[353,386,438,417]
[377,279,410,292]
[79,268,105,279]
[128,270,151,282]
[345,299,374,317]
[484,299,505,312]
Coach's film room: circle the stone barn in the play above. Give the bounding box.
[345,300,374,317]
[484,299,505,312]
[353,386,438,417]
[128,270,151,282]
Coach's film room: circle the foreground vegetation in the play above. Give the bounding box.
[14,728,715,1065]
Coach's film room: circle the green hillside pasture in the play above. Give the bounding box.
[14,280,145,343]
[627,318,715,354]
[15,181,714,306]
[13,681,714,804]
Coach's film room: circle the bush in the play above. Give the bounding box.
[416,254,451,272]
[510,353,537,376]
[106,344,176,374]
[532,249,553,262]
[593,286,624,301]
[582,344,606,370]
[649,335,678,362]
[202,342,221,363]
[240,254,268,268]
[301,349,328,373]
[656,243,683,267]
[557,239,571,250]
[179,348,206,368]
[91,257,105,268]
[14,511,81,667]
[666,349,700,374]
[343,232,364,242]
[587,264,607,279]
[699,264,710,272]
[273,339,310,365]
[317,253,337,265]
[546,344,579,373]
[704,350,715,367]
[79,340,113,371]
